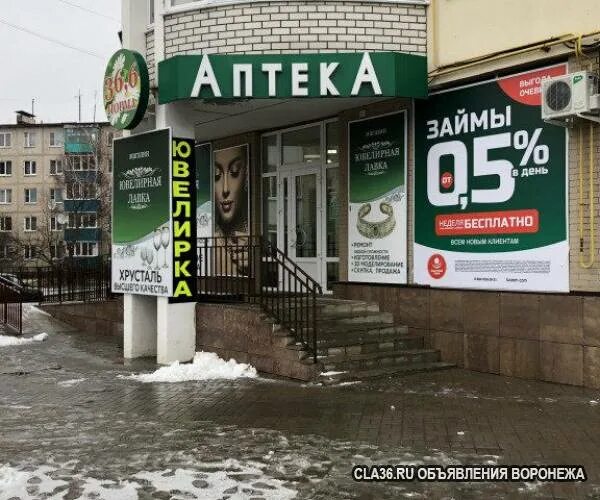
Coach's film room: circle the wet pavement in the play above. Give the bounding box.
[2,306,600,498]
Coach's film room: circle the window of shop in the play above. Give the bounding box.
[261,119,339,291]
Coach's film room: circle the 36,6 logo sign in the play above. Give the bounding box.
[104,67,140,102]
[103,49,149,130]
[427,127,550,211]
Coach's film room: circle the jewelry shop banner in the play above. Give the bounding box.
[112,129,197,300]
[414,65,569,292]
[348,111,407,284]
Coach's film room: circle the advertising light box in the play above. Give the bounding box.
[414,65,569,292]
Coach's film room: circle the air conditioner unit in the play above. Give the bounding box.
[541,71,599,120]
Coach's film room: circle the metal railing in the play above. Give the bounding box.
[3,302,22,335]
[197,236,322,362]
[0,278,23,334]
[0,256,112,305]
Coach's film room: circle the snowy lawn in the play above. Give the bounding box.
[0,332,48,347]
[120,351,258,383]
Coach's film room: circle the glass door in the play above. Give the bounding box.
[279,166,322,287]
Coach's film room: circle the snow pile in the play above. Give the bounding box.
[0,332,48,347]
[121,351,258,383]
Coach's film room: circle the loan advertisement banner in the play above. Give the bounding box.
[112,129,197,300]
[348,111,407,283]
[414,65,569,292]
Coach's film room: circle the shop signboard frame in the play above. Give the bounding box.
[158,52,427,103]
[413,64,569,292]
[347,110,408,284]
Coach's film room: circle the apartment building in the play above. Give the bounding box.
[0,111,115,267]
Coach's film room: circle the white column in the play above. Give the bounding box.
[123,294,157,358]
[156,297,196,365]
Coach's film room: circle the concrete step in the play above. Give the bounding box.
[317,334,424,357]
[318,310,394,324]
[321,348,440,372]
[316,299,379,317]
[317,362,455,385]
[318,323,408,337]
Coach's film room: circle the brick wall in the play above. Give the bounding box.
[146,30,155,87]
[568,56,600,292]
[162,1,426,57]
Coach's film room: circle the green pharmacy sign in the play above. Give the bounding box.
[104,49,150,130]
[158,52,427,103]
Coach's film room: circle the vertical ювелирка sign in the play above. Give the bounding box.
[112,129,197,300]
[348,111,407,283]
[170,137,197,302]
[414,65,568,292]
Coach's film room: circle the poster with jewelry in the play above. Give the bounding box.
[112,128,197,298]
[348,111,407,283]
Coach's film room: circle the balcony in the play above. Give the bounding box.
[64,228,101,242]
[63,199,99,212]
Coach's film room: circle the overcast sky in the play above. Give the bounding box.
[0,0,121,125]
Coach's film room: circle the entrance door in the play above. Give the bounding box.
[279,167,322,286]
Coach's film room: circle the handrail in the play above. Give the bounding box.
[197,235,322,362]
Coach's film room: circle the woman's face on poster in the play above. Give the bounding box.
[214,146,247,227]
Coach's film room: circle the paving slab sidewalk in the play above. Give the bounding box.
[0,306,599,499]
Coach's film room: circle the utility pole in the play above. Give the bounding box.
[93,90,97,123]
[31,98,35,116]
[75,90,82,122]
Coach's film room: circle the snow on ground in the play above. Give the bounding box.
[0,464,68,499]
[134,461,297,499]
[0,332,48,347]
[58,378,86,387]
[0,460,297,500]
[120,351,258,383]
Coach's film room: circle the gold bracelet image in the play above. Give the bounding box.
[356,202,396,239]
